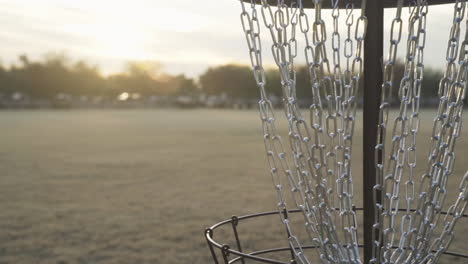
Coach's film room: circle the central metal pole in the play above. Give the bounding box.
[363,1,384,263]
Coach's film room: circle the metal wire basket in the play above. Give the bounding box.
[205,209,468,264]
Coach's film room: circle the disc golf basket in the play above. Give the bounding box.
[205,0,468,263]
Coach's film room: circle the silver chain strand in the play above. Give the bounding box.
[391,2,428,263]
[380,1,425,263]
[339,0,366,261]
[372,1,405,263]
[299,0,366,262]
[238,0,367,263]
[306,1,346,261]
[239,1,312,263]
[410,1,467,261]
[374,1,468,264]
[385,1,429,263]
[297,3,341,262]
[426,171,468,263]
[267,1,340,262]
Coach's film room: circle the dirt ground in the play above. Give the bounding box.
[0,109,466,264]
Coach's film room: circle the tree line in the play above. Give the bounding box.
[0,53,450,108]
[0,53,196,98]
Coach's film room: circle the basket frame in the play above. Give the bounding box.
[205,209,468,264]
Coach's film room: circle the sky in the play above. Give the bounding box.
[0,0,459,78]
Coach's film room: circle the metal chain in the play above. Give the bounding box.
[373,1,468,263]
[377,1,425,263]
[329,0,355,261]
[239,0,368,263]
[410,1,467,262]
[271,1,340,261]
[307,1,347,261]
[297,4,343,262]
[239,2,311,264]
[303,0,365,262]
[372,1,405,263]
[333,0,367,262]
[425,171,468,263]
[343,0,355,87]
[390,2,429,263]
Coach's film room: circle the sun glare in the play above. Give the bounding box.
[118,92,129,101]
[96,26,149,60]
[1,0,240,76]
[58,2,211,63]
[62,22,150,60]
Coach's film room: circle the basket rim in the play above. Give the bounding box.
[205,208,468,264]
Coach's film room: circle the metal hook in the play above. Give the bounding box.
[330,0,339,9]
[409,0,421,18]
[346,4,354,25]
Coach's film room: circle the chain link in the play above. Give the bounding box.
[372,1,405,263]
[410,1,467,262]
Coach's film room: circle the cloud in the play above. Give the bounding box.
[0,0,459,78]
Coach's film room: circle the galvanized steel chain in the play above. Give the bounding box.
[334,0,367,262]
[373,1,468,263]
[328,0,342,214]
[239,2,311,264]
[392,2,428,263]
[297,4,346,261]
[343,0,355,86]
[411,1,467,261]
[307,2,347,261]
[377,1,426,263]
[238,0,369,263]
[372,1,405,263]
[302,0,364,262]
[373,1,428,263]
[426,171,468,264]
[329,1,354,261]
[268,1,339,262]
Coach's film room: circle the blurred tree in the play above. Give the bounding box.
[13,53,71,98]
[199,64,258,99]
[106,61,186,97]
[0,53,451,107]
[70,61,106,96]
[264,65,312,104]
[172,74,198,96]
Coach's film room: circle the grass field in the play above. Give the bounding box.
[0,109,466,264]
